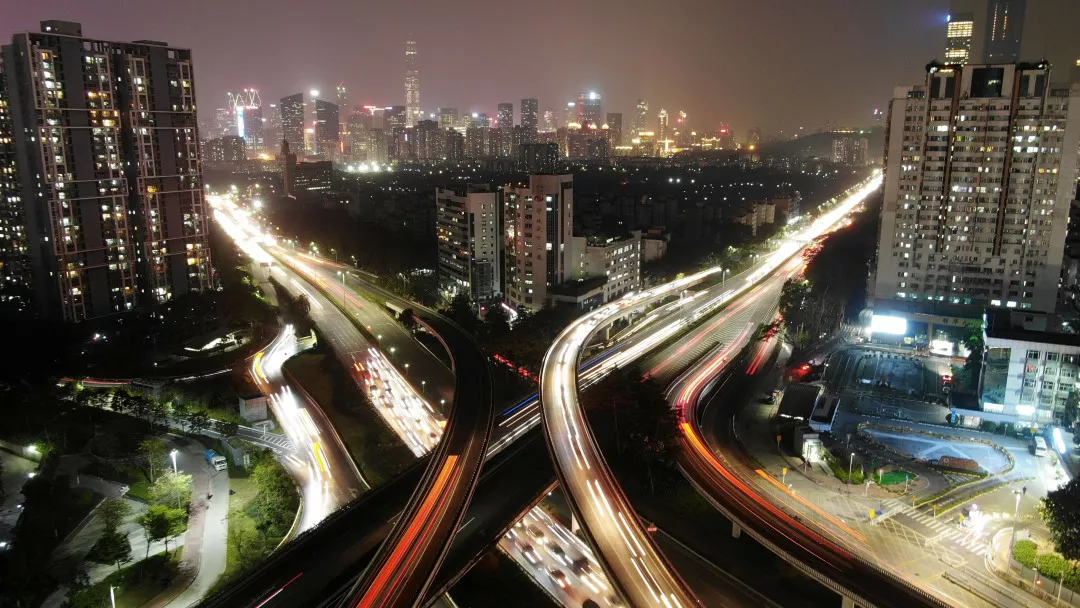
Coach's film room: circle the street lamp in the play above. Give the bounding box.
[337,270,347,304]
[110,585,117,608]
[389,347,396,361]
[404,363,410,377]
[848,453,855,488]
[170,449,178,475]
[1008,489,1023,555]
[421,380,426,394]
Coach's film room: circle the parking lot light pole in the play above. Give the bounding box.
[848,453,855,488]
[1008,489,1023,556]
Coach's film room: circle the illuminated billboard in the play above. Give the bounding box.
[870,314,907,335]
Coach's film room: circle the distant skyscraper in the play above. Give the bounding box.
[504,174,574,312]
[405,39,420,127]
[577,92,602,125]
[313,98,340,159]
[563,102,577,127]
[385,105,407,131]
[542,108,557,132]
[634,99,649,135]
[497,103,514,129]
[944,0,1079,70]
[438,107,458,130]
[280,93,306,156]
[1,20,211,321]
[521,98,538,131]
[336,85,348,115]
[872,61,1080,326]
[605,113,623,147]
[657,109,670,154]
[520,142,558,174]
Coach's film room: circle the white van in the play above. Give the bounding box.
[1031,436,1048,457]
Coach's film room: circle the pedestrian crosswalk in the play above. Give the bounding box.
[879,499,993,557]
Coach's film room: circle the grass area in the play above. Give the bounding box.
[66,548,183,608]
[81,461,153,503]
[283,349,414,487]
[877,470,915,486]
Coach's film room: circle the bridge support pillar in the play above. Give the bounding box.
[840,595,856,608]
[604,325,612,341]
[731,522,741,538]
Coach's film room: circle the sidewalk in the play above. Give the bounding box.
[143,442,230,608]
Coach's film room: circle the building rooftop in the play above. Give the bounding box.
[549,275,607,298]
[984,309,1080,347]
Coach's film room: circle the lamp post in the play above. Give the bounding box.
[170,449,178,475]
[110,585,117,608]
[1008,489,1023,558]
[337,270,347,305]
[404,363,410,377]
[848,453,855,489]
[421,380,426,394]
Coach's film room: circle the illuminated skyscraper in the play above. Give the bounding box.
[438,107,458,130]
[944,11,975,64]
[313,98,339,159]
[542,108,556,132]
[944,0,1079,70]
[605,113,622,147]
[405,39,420,127]
[1,20,211,321]
[280,93,306,156]
[504,174,574,312]
[561,102,576,127]
[656,109,669,154]
[497,103,513,129]
[633,99,649,135]
[577,92,601,125]
[521,98,538,131]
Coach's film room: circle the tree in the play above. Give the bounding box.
[127,393,151,424]
[136,505,186,558]
[171,400,192,431]
[294,293,311,318]
[958,319,985,392]
[148,399,171,431]
[187,411,211,435]
[398,307,418,332]
[251,457,296,525]
[1043,478,1080,562]
[483,304,511,339]
[1066,392,1080,429]
[443,293,477,333]
[148,470,193,512]
[214,418,240,438]
[138,438,168,484]
[100,497,131,533]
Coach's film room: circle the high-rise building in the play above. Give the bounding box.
[563,102,577,127]
[871,62,1080,332]
[280,93,306,156]
[497,103,514,129]
[385,105,407,131]
[520,142,558,174]
[567,232,642,303]
[205,136,246,162]
[0,54,30,315]
[436,184,503,303]
[944,1,1080,71]
[347,111,372,162]
[504,174,574,312]
[438,107,458,130]
[657,109,670,155]
[832,136,868,166]
[405,39,420,127]
[577,92,602,125]
[633,99,649,135]
[313,98,339,159]
[1,21,212,321]
[521,98,538,132]
[542,108,557,132]
[746,127,762,148]
[605,113,623,147]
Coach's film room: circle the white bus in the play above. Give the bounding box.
[1031,435,1048,457]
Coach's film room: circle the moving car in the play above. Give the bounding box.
[547,567,569,589]
[515,540,542,565]
[526,524,547,545]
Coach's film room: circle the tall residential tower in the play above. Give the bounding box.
[1,21,212,321]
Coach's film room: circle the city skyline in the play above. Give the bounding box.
[0,0,1049,134]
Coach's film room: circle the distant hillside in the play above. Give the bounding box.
[760,127,884,160]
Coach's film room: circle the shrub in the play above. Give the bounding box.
[1013,539,1037,567]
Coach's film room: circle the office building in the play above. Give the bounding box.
[520,142,558,174]
[436,184,503,303]
[657,109,670,155]
[385,105,407,131]
[1,20,211,321]
[293,161,332,197]
[606,113,623,147]
[313,98,339,159]
[280,92,306,157]
[405,39,420,127]
[633,99,649,135]
[563,102,577,127]
[577,92,602,125]
[504,174,574,312]
[281,139,297,198]
[870,62,1080,339]
[521,98,538,131]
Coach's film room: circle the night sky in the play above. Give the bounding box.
[1,0,957,133]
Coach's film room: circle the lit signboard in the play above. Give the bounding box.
[870,314,907,335]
